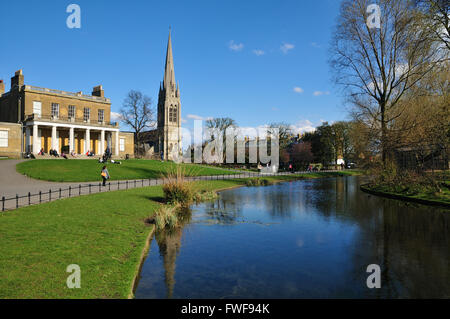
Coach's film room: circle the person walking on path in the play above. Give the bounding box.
[101,165,110,186]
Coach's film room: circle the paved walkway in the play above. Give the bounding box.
[0,160,84,198]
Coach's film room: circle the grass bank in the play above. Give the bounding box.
[361,171,450,208]
[0,171,361,299]
[16,159,236,182]
[361,183,450,208]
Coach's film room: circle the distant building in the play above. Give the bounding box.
[0,70,133,158]
[141,30,181,161]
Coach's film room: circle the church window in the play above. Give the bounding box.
[173,105,177,123]
[169,105,176,122]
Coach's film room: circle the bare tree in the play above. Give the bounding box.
[415,0,450,50]
[120,90,155,155]
[267,122,293,152]
[330,0,447,165]
[205,117,236,133]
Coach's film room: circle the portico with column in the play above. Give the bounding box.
[25,121,119,156]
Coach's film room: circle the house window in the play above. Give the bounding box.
[0,130,8,147]
[119,138,125,152]
[51,103,59,118]
[68,105,75,119]
[83,107,90,122]
[33,101,42,118]
[98,109,104,123]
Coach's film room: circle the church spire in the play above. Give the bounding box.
[163,28,175,91]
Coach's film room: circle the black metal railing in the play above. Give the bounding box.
[1,170,341,212]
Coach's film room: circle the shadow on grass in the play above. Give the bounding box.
[136,194,166,203]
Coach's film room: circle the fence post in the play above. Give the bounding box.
[39,191,42,203]
[118,181,120,190]
[89,184,91,194]
[59,188,62,199]
[99,183,101,192]
[134,180,137,188]
[28,192,31,205]
[16,194,18,209]
[49,189,51,202]
[69,186,71,197]
[79,184,81,196]
[126,181,128,189]
[142,179,144,187]
[2,196,4,212]
[109,182,111,191]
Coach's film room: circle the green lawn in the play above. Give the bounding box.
[16,159,237,182]
[0,179,252,299]
[0,172,353,299]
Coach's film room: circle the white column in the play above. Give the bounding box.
[69,127,74,153]
[84,129,90,153]
[100,130,105,155]
[51,126,57,151]
[25,127,30,153]
[115,131,119,156]
[107,131,112,149]
[32,124,39,154]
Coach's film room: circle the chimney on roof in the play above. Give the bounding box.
[0,80,4,95]
[92,85,104,98]
[11,69,24,89]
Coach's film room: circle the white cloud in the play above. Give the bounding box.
[181,117,187,124]
[293,87,304,94]
[186,114,213,121]
[111,111,121,122]
[253,49,265,56]
[238,121,316,140]
[280,42,295,54]
[313,91,330,96]
[228,40,244,52]
[310,42,321,48]
[289,120,316,135]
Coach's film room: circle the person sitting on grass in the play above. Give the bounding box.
[101,165,110,186]
[38,148,45,156]
[70,150,76,157]
[61,152,68,160]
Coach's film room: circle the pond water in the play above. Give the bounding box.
[134,176,450,299]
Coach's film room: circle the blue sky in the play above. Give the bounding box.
[0,0,347,133]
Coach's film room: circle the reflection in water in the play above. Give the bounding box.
[202,197,243,225]
[154,209,192,298]
[135,176,450,299]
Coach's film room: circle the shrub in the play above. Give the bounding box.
[193,190,218,203]
[245,178,273,187]
[154,206,179,230]
[162,166,193,206]
[368,160,442,195]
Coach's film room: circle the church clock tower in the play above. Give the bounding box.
[157,29,181,160]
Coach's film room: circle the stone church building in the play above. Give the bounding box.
[141,31,182,161]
